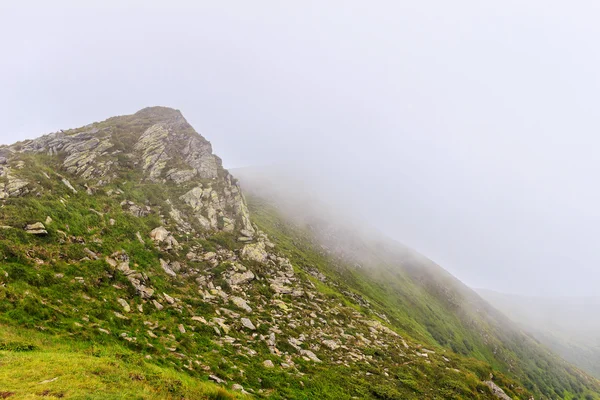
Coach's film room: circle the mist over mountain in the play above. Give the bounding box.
[2,1,600,399]
[5,2,600,298]
[477,289,600,379]
[0,107,597,399]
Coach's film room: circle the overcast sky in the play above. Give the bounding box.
[2,1,600,296]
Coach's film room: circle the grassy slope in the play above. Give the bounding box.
[0,113,597,398]
[0,324,237,400]
[0,153,514,400]
[247,196,600,400]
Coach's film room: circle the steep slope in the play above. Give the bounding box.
[477,289,600,379]
[235,166,600,400]
[0,107,597,399]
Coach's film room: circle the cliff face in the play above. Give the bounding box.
[0,106,254,236]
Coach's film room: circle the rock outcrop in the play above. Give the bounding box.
[0,106,255,237]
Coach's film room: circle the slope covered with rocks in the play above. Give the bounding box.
[0,107,597,399]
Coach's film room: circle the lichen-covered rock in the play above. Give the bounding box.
[231,296,252,313]
[166,168,197,184]
[15,128,115,181]
[2,174,30,198]
[150,227,170,242]
[241,242,268,264]
[228,270,255,286]
[135,124,171,181]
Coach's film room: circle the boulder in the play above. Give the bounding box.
[150,227,169,242]
[228,270,255,286]
[240,242,269,264]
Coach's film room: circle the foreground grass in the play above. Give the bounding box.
[0,325,240,400]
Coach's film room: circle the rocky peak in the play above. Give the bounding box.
[0,107,254,235]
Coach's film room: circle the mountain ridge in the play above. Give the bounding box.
[0,107,597,399]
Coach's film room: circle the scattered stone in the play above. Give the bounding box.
[178,324,186,334]
[228,270,255,286]
[231,296,252,313]
[263,360,274,368]
[152,300,164,310]
[160,259,177,277]
[135,231,144,244]
[300,349,322,362]
[150,226,169,242]
[240,318,256,330]
[163,293,175,304]
[113,312,129,320]
[38,377,58,384]
[209,375,226,384]
[117,298,131,313]
[25,222,47,235]
[483,381,512,400]
[84,248,99,260]
[322,339,340,350]
[61,177,77,194]
[240,242,269,264]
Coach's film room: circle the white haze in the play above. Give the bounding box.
[2,1,600,296]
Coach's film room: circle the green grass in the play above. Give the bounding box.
[0,324,241,400]
[0,110,598,399]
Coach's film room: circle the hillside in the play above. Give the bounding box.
[0,107,597,399]
[477,289,600,379]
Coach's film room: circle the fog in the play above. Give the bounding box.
[2,1,600,296]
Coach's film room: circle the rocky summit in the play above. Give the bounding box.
[0,107,598,399]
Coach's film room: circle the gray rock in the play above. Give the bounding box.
[228,270,255,286]
[240,318,256,330]
[231,296,253,313]
[163,292,176,304]
[300,349,322,362]
[150,227,169,242]
[322,339,340,350]
[61,177,77,194]
[25,222,47,235]
[160,259,177,277]
[240,242,269,264]
[209,375,226,384]
[483,381,513,400]
[152,300,164,311]
[117,298,131,313]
